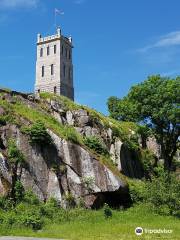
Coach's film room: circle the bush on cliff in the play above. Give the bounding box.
[22,120,52,145]
[84,136,109,156]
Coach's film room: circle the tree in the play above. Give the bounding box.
[107,75,180,170]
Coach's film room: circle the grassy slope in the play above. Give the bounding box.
[0,93,130,180]
[0,205,179,240]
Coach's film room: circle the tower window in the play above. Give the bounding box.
[42,66,44,77]
[51,64,54,75]
[54,86,57,94]
[68,67,71,79]
[63,64,66,77]
[65,48,68,58]
[47,46,50,56]
[69,50,71,60]
[40,48,43,57]
[61,45,64,55]
[54,45,56,54]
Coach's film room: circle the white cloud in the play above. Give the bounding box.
[138,31,180,53]
[0,0,38,8]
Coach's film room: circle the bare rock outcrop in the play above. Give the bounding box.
[0,91,145,208]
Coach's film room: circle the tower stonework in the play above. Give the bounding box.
[35,27,74,100]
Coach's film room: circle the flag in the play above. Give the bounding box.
[55,8,64,15]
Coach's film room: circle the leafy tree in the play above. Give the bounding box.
[107,75,180,170]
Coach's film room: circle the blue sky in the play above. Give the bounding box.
[0,0,180,114]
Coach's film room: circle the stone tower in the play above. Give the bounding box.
[35,27,74,100]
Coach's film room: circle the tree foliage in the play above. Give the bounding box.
[107,75,180,170]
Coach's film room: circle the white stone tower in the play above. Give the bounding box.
[35,27,74,100]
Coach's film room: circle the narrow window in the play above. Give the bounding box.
[42,66,44,77]
[54,45,56,54]
[54,86,57,94]
[69,50,71,60]
[47,46,50,56]
[38,89,40,93]
[68,67,71,79]
[63,64,66,77]
[51,64,54,75]
[40,48,43,57]
[65,48,68,58]
[61,45,64,55]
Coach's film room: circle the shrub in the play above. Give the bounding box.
[39,198,59,218]
[145,172,180,217]
[64,126,82,144]
[140,149,155,177]
[21,214,43,230]
[129,170,180,217]
[84,136,109,156]
[23,190,40,205]
[0,197,14,210]
[63,193,76,209]
[3,211,17,226]
[103,203,112,219]
[23,120,52,145]
[81,176,95,191]
[128,179,146,204]
[7,139,25,164]
[14,180,25,203]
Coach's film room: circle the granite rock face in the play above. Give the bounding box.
[0,92,144,208]
[0,124,129,208]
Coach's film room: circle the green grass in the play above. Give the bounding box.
[40,92,138,143]
[0,205,179,240]
[0,98,126,179]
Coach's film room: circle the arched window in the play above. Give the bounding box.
[40,48,43,57]
[51,64,54,75]
[69,50,71,60]
[38,89,40,93]
[42,66,44,77]
[61,45,64,55]
[54,86,57,94]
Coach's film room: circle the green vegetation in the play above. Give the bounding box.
[107,75,180,170]
[84,136,109,156]
[81,176,95,191]
[40,92,139,147]
[0,201,179,240]
[128,170,180,217]
[7,139,25,203]
[0,97,126,180]
[0,97,83,145]
[22,120,52,145]
[103,203,112,219]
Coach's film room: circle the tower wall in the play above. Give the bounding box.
[35,28,74,100]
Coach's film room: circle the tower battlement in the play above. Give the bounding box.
[35,27,74,100]
[37,28,73,46]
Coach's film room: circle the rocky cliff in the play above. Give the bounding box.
[0,90,145,208]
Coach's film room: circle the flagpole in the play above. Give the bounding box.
[54,8,64,31]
